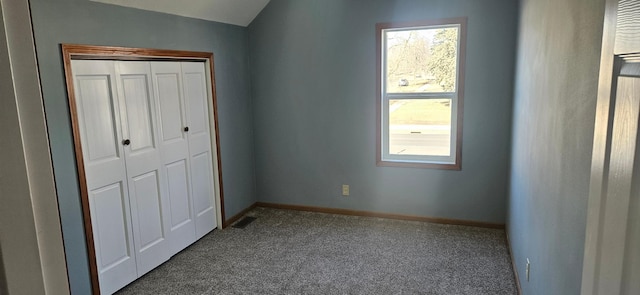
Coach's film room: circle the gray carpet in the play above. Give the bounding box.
[117,207,517,294]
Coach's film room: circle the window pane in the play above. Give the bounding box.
[389,99,451,156]
[385,27,458,93]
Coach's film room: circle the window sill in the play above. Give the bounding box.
[376,160,461,170]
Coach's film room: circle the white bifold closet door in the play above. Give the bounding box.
[72,60,139,295]
[181,62,217,239]
[151,62,196,255]
[71,59,217,295]
[151,62,217,245]
[115,61,172,276]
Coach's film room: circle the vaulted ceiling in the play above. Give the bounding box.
[90,0,270,27]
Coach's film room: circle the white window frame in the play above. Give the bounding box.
[376,18,467,170]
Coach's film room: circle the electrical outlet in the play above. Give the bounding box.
[342,184,349,196]
[526,258,530,282]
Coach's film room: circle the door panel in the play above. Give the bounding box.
[182,62,217,238]
[116,61,171,277]
[624,157,640,295]
[619,72,640,295]
[166,160,191,228]
[191,151,216,239]
[90,182,131,271]
[582,1,640,294]
[164,159,194,252]
[151,62,196,255]
[598,75,640,294]
[76,76,120,162]
[89,181,137,295]
[130,171,164,251]
[191,151,214,216]
[156,74,184,142]
[71,60,137,295]
[191,152,217,239]
[588,60,640,295]
[183,72,207,135]
[121,75,155,152]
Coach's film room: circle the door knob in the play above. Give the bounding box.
[184,127,189,132]
[122,139,131,146]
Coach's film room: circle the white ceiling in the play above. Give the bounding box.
[91,0,271,27]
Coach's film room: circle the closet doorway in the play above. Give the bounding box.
[62,45,225,295]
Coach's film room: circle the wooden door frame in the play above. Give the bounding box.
[61,44,226,294]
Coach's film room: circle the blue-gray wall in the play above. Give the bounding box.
[248,0,518,223]
[507,0,605,294]
[29,0,256,292]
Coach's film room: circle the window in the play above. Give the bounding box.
[376,18,466,170]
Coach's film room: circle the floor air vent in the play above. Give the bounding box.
[232,216,257,229]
